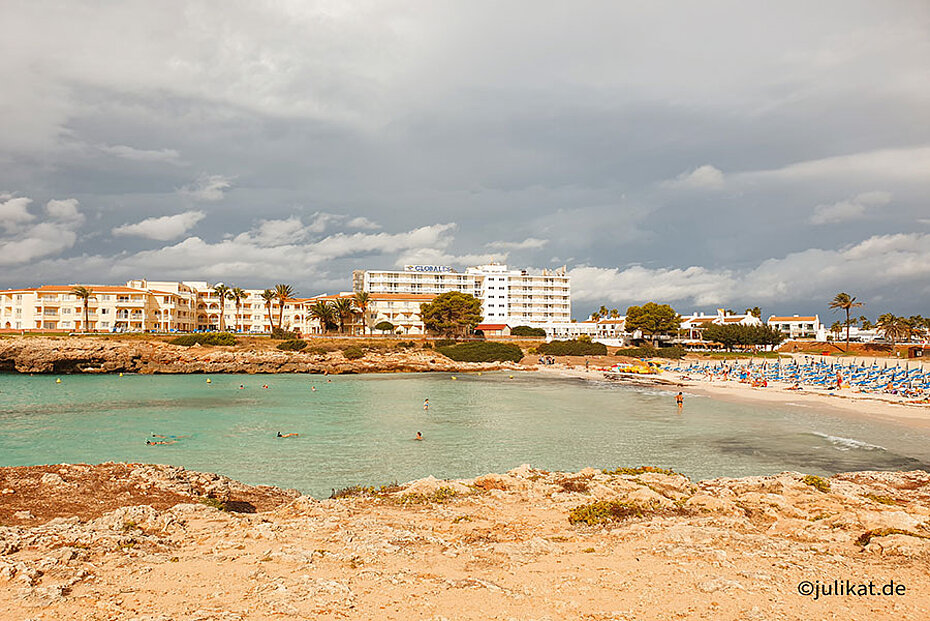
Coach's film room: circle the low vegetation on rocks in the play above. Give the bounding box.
[568,500,690,526]
[169,332,238,347]
[604,466,681,477]
[276,339,308,351]
[436,341,524,363]
[802,474,831,493]
[341,346,365,360]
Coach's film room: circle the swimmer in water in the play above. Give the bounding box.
[146,440,176,445]
[277,432,299,438]
[262,384,269,389]
[327,379,332,383]
[311,386,317,392]
[414,431,423,441]
[423,398,429,411]
[239,384,245,390]
[676,392,684,409]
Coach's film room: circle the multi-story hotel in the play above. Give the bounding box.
[353,263,571,325]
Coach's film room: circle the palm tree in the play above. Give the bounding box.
[260,289,276,333]
[352,292,372,335]
[212,284,231,331]
[876,313,905,347]
[70,286,95,332]
[829,292,863,351]
[227,287,247,332]
[309,300,337,333]
[858,315,872,330]
[273,284,294,330]
[332,298,355,334]
[609,308,620,319]
[589,310,602,321]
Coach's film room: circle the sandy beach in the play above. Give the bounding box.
[535,362,930,430]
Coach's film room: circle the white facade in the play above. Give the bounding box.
[767,315,823,339]
[354,263,570,325]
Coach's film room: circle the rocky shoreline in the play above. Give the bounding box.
[0,336,528,375]
[2,463,929,619]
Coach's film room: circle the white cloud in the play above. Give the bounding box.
[486,237,548,250]
[809,191,892,225]
[178,174,233,202]
[0,196,35,231]
[99,144,182,163]
[346,216,381,230]
[112,211,206,241]
[570,264,736,307]
[0,197,84,266]
[664,165,725,190]
[737,147,930,184]
[570,232,930,309]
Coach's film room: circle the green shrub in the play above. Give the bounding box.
[537,340,606,356]
[604,466,681,477]
[342,346,365,360]
[276,339,308,351]
[511,325,546,337]
[170,332,237,347]
[802,474,831,493]
[568,500,686,525]
[615,344,685,360]
[437,341,524,363]
[271,327,299,340]
[374,321,394,333]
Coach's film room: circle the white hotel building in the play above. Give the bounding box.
[353,263,571,325]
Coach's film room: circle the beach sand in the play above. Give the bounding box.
[535,362,930,430]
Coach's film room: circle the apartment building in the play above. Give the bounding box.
[766,315,823,339]
[353,263,570,325]
[679,310,763,342]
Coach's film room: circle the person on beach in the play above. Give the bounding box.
[415,431,423,441]
[676,392,684,409]
[423,398,429,411]
[277,432,299,438]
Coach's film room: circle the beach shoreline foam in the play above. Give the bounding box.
[1,462,929,619]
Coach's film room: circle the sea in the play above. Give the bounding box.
[1,371,928,498]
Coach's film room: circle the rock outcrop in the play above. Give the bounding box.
[2,463,929,619]
[0,337,528,375]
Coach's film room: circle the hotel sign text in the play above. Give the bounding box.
[404,265,454,273]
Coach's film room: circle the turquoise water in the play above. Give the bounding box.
[2,372,929,498]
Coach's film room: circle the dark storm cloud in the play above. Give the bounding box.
[1,0,928,317]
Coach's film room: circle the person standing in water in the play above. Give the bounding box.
[423,398,429,411]
[415,431,423,441]
[676,392,684,409]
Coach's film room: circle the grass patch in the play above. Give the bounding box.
[802,474,831,493]
[199,496,229,511]
[396,487,458,505]
[568,500,689,526]
[276,338,308,351]
[604,466,680,477]
[863,493,905,506]
[537,340,607,356]
[437,341,524,363]
[170,332,237,347]
[329,482,402,499]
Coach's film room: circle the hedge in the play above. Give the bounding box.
[170,332,237,347]
[511,325,546,337]
[437,341,524,363]
[536,340,607,356]
[276,339,308,351]
[342,346,365,360]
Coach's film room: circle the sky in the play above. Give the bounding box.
[1,1,928,321]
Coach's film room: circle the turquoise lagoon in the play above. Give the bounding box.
[1,372,928,498]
